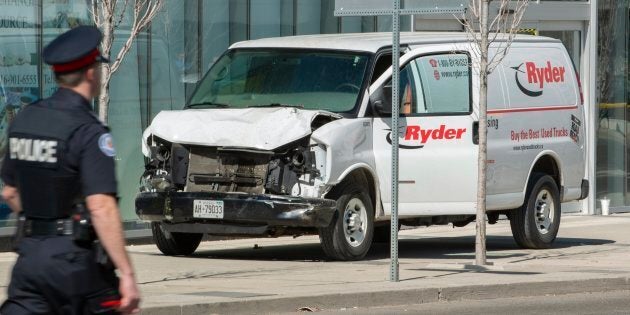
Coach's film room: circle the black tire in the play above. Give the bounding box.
[510,173,561,249]
[152,222,203,256]
[373,223,401,243]
[318,176,374,261]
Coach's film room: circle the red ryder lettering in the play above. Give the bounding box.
[526,61,565,88]
[404,125,466,143]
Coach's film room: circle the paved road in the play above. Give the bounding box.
[1,214,629,313]
[314,291,630,315]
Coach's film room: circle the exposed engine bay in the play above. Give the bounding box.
[140,135,325,198]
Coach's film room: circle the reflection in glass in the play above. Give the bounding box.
[596,0,629,209]
[0,2,38,225]
[538,30,581,73]
[189,50,369,113]
[42,0,91,97]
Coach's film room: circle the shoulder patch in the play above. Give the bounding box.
[98,133,116,157]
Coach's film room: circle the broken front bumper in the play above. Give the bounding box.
[135,191,337,228]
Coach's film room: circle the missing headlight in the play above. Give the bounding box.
[140,138,188,192]
[265,146,320,195]
[154,145,170,162]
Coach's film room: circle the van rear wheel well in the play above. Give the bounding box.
[530,155,560,190]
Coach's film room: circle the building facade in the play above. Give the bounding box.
[0,0,627,226]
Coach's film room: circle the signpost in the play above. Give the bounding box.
[334,0,465,282]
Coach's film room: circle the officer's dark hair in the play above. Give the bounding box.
[54,67,89,87]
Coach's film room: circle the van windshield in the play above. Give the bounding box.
[187,49,369,113]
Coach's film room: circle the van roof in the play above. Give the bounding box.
[230,32,560,53]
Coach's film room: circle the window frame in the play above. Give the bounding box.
[186,47,374,118]
[373,50,474,118]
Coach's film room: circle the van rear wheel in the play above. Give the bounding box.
[510,173,561,249]
[318,180,374,261]
[152,222,203,256]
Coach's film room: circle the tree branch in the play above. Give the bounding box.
[115,0,131,27]
[89,0,100,27]
[109,0,164,74]
[89,0,164,121]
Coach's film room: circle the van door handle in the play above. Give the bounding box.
[472,121,479,145]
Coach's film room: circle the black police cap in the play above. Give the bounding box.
[43,26,109,73]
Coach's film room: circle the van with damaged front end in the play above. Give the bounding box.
[136,105,344,239]
[137,33,588,261]
[136,47,378,259]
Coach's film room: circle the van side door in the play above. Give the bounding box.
[371,50,478,216]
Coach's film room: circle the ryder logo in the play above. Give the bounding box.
[511,61,566,97]
[386,125,467,149]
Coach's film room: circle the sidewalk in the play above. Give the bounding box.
[1,214,629,314]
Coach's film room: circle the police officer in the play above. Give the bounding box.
[0,26,140,314]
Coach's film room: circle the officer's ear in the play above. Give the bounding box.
[85,65,102,86]
[85,66,96,82]
[86,64,102,96]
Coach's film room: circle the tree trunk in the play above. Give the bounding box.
[98,7,115,122]
[98,74,111,122]
[475,0,490,266]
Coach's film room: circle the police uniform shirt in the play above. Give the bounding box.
[1,88,117,197]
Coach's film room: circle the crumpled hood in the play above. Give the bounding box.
[144,107,341,153]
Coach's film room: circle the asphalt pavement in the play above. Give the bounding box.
[0,214,629,314]
[313,291,630,315]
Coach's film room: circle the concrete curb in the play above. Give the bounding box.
[0,230,242,252]
[140,277,630,314]
[0,229,155,252]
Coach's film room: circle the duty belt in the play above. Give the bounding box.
[24,218,74,236]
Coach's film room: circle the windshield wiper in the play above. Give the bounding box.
[186,102,230,109]
[248,103,304,109]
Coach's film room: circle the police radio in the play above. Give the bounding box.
[72,203,95,244]
[12,215,26,251]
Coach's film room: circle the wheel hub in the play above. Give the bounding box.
[346,212,363,233]
[535,189,554,235]
[342,198,368,247]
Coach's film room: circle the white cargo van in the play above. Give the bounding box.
[136,32,588,260]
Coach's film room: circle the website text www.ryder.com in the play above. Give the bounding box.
[513,144,544,151]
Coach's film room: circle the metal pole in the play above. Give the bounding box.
[389,0,401,282]
[585,0,597,215]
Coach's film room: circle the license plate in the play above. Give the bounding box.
[193,200,224,219]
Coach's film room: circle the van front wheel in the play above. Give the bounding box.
[152,222,203,256]
[318,181,374,261]
[510,173,561,249]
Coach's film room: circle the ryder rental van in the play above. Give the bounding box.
[135,33,587,260]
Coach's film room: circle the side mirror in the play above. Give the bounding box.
[370,84,392,115]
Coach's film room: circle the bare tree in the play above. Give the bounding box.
[89,0,164,122]
[458,0,529,265]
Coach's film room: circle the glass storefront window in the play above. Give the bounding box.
[596,0,630,209]
[202,0,229,71]
[0,1,38,225]
[2,0,622,228]
[538,30,581,72]
[104,4,149,222]
[41,0,91,98]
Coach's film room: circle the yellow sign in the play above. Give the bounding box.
[517,28,539,36]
